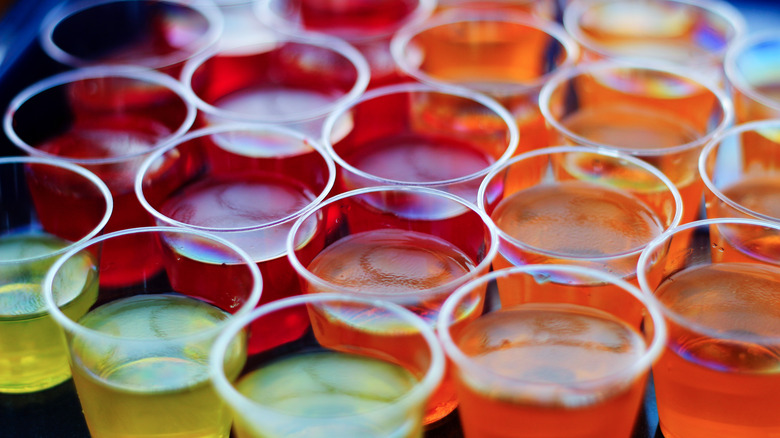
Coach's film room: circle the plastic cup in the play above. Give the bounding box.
[255,0,436,86]
[700,119,780,224]
[210,293,445,438]
[392,10,579,153]
[287,186,498,425]
[136,124,336,352]
[4,66,196,287]
[539,61,733,223]
[725,31,780,123]
[181,33,369,137]
[478,145,682,304]
[0,157,112,393]
[564,0,745,78]
[40,0,223,76]
[43,226,262,437]
[439,264,667,438]
[638,218,780,437]
[322,82,518,203]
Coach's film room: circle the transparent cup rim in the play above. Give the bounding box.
[563,0,746,65]
[538,60,735,157]
[477,145,683,262]
[390,10,581,96]
[3,65,197,166]
[210,292,446,420]
[699,119,780,223]
[135,123,337,233]
[254,0,437,43]
[0,156,113,265]
[42,226,263,342]
[39,0,225,70]
[437,264,668,396]
[724,30,780,115]
[322,82,519,188]
[637,217,780,344]
[180,32,370,125]
[286,185,500,301]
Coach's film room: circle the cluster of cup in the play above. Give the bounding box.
[2,0,780,438]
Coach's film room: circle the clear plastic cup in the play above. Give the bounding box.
[5,66,196,287]
[322,82,518,203]
[256,0,436,86]
[564,0,745,77]
[699,119,780,223]
[210,293,445,437]
[43,226,262,437]
[638,218,780,438]
[478,145,682,299]
[725,31,780,122]
[287,185,499,425]
[40,0,224,76]
[0,157,112,393]
[392,10,579,152]
[180,33,370,137]
[438,264,667,438]
[539,61,733,223]
[136,123,336,352]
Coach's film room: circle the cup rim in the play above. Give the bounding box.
[286,185,500,301]
[724,30,780,115]
[321,82,519,188]
[135,123,337,233]
[437,264,668,398]
[538,60,735,157]
[0,156,113,265]
[477,145,684,262]
[39,0,225,70]
[254,0,437,43]
[699,119,780,223]
[179,33,371,124]
[3,65,197,166]
[637,217,780,344]
[42,226,263,342]
[563,0,747,66]
[390,9,581,96]
[210,292,446,421]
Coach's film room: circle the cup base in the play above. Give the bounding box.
[0,373,71,394]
